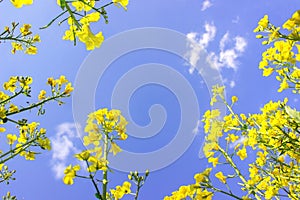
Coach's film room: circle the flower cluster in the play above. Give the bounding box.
[164,168,213,200]
[63,108,149,200]
[0,76,73,187]
[254,10,300,93]
[10,0,33,8]
[0,23,40,55]
[167,82,300,199]
[51,0,129,50]
[63,108,128,188]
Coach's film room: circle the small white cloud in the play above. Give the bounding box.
[219,32,230,51]
[185,22,216,73]
[200,22,217,48]
[219,49,239,70]
[207,34,247,71]
[229,80,236,88]
[50,122,81,179]
[201,0,213,11]
[235,36,247,53]
[192,120,202,134]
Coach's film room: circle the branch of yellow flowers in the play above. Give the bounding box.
[0,23,40,55]
[0,137,36,164]
[47,0,128,50]
[6,92,69,117]
[63,108,149,199]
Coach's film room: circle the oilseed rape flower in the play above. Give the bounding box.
[10,0,33,8]
[113,0,129,10]
[215,171,226,184]
[63,165,80,185]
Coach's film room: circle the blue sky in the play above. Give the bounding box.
[1,0,300,199]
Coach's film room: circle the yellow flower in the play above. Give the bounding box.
[254,15,269,32]
[231,96,238,104]
[63,164,80,185]
[215,171,226,183]
[76,25,104,50]
[237,147,247,160]
[262,67,274,77]
[9,104,19,113]
[47,77,56,87]
[24,151,35,160]
[110,181,131,200]
[87,156,107,172]
[37,138,51,150]
[208,157,219,167]
[194,173,205,184]
[71,0,95,11]
[25,46,37,55]
[225,133,239,143]
[7,134,17,145]
[113,0,129,10]
[3,76,17,93]
[38,90,46,100]
[111,142,122,156]
[10,0,33,8]
[277,78,289,92]
[11,42,23,54]
[80,12,100,25]
[75,150,90,161]
[20,24,31,36]
[63,83,74,95]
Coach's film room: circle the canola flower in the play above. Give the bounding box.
[0,76,73,187]
[63,108,149,200]
[254,10,300,94]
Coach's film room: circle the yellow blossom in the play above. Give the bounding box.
[215,171,226,183]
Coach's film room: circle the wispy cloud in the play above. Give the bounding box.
[50,122,81,179]
[201,0,213,11]
[185,22,216,73]
[208,33,247,71]
[192,120,202,134]
[185,24,247,73]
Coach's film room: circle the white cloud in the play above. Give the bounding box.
[201,0,213,11]
[192,120,201,134]
[50,122,81,179]
[235,36,247,53]
[229,80,236,88]
[219,49,239,70]
[185,22,216,73]
[200,23,217,48]
[220,32,229,51]
[208,33,247,71]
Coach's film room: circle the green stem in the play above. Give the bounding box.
[0,89,23,105]
[102,133,109,200]
[40,10,68,29]
[0,138,36,164]
[6,93,66,116]
[85,160,103,200]
[210,186,243,200]
[134,179,142,200]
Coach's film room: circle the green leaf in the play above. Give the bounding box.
[60,0,66,10]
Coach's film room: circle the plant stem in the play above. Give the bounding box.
[102,133,109,200]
